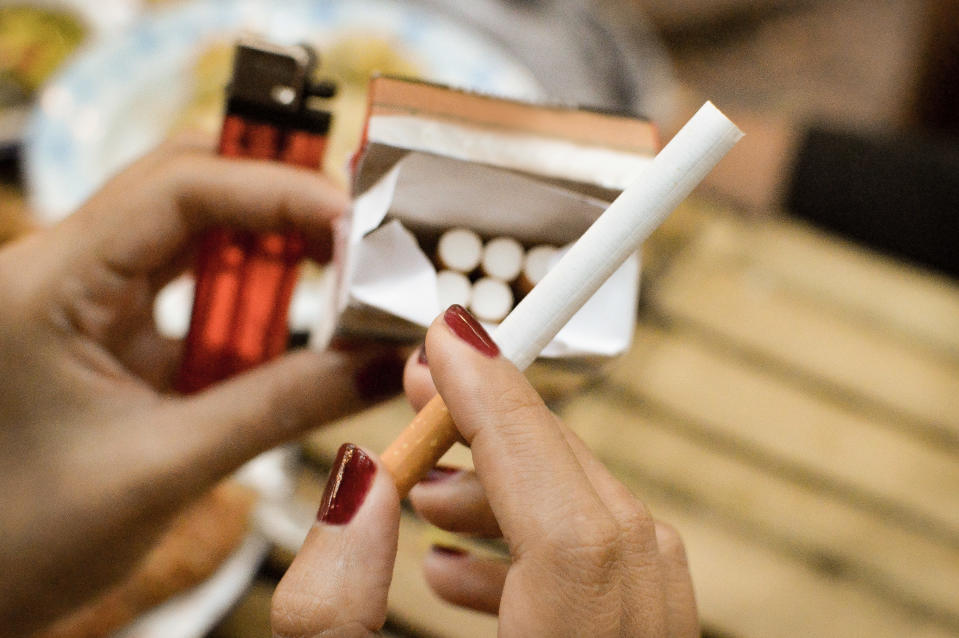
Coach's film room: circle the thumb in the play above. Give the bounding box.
[272,444,400,637]
[158,346,406,492]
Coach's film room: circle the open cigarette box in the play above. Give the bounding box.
[312,76,659,362]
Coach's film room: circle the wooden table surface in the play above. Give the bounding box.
[207,198,959,638]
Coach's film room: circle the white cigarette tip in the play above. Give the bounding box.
[699,101,744,141]
[685,101,744,146]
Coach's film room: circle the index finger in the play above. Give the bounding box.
[424,305,611,557]
[62,145,349,276]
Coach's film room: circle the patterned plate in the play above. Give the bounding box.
[23,0,543,220]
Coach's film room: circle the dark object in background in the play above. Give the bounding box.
[784,2,959,280]
[787,124,959,278]
[911,0,959,134]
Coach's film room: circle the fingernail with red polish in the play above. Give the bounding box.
[443,304,499,357]
[354,351,405,401]
[431,544,469,558]
[417,345,428,366]
[421,465,460,483]
[317,443,376,525]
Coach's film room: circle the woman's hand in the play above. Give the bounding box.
[0,138,405,635]
[272,305,698,637]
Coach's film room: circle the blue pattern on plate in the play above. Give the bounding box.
[24,0,543,221]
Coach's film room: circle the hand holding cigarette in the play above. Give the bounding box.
[274,102,738,636]
[273,309,699,636]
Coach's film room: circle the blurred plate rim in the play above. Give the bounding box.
[21,0,544,222]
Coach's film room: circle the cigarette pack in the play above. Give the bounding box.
[312,76,659,363]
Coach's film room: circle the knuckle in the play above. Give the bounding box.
[271,591,324,637]
[618,499,657,539]
[156,148,215,191]
[462,381,551,444]
[160,152,199,188]
[147,156,191,204]
[655,521,690,566]
[541,510,624,584]
[272,587,375,638]
[492,382,547,423]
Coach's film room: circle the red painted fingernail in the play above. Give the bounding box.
[317,444,376,525]
[417,345,428,366]
[354,351,405,401]
[431,544,468,558]
[421,466,460,483]
[443,304,499,357]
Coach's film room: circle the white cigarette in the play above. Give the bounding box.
[383,102,743,496]
[494,102,743,370]
[469,277,514,323]
[436,227,483,273]
[481,236,524,281]
[436,269,472,309]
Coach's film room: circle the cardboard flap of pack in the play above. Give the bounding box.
[312,76,659,361]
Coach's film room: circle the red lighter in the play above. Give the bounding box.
[176,39,336,394]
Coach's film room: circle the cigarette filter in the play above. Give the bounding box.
[436,269,472,309]
[436,227,483,273]
[481,236,524,281]
[469,277,514,323]
[383,102,743,496]
[176,39,335,394]
[518,244,559,295]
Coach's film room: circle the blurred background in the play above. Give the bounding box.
[2,1,958,637]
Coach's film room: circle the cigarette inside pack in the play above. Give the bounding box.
[313,76,659,361]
